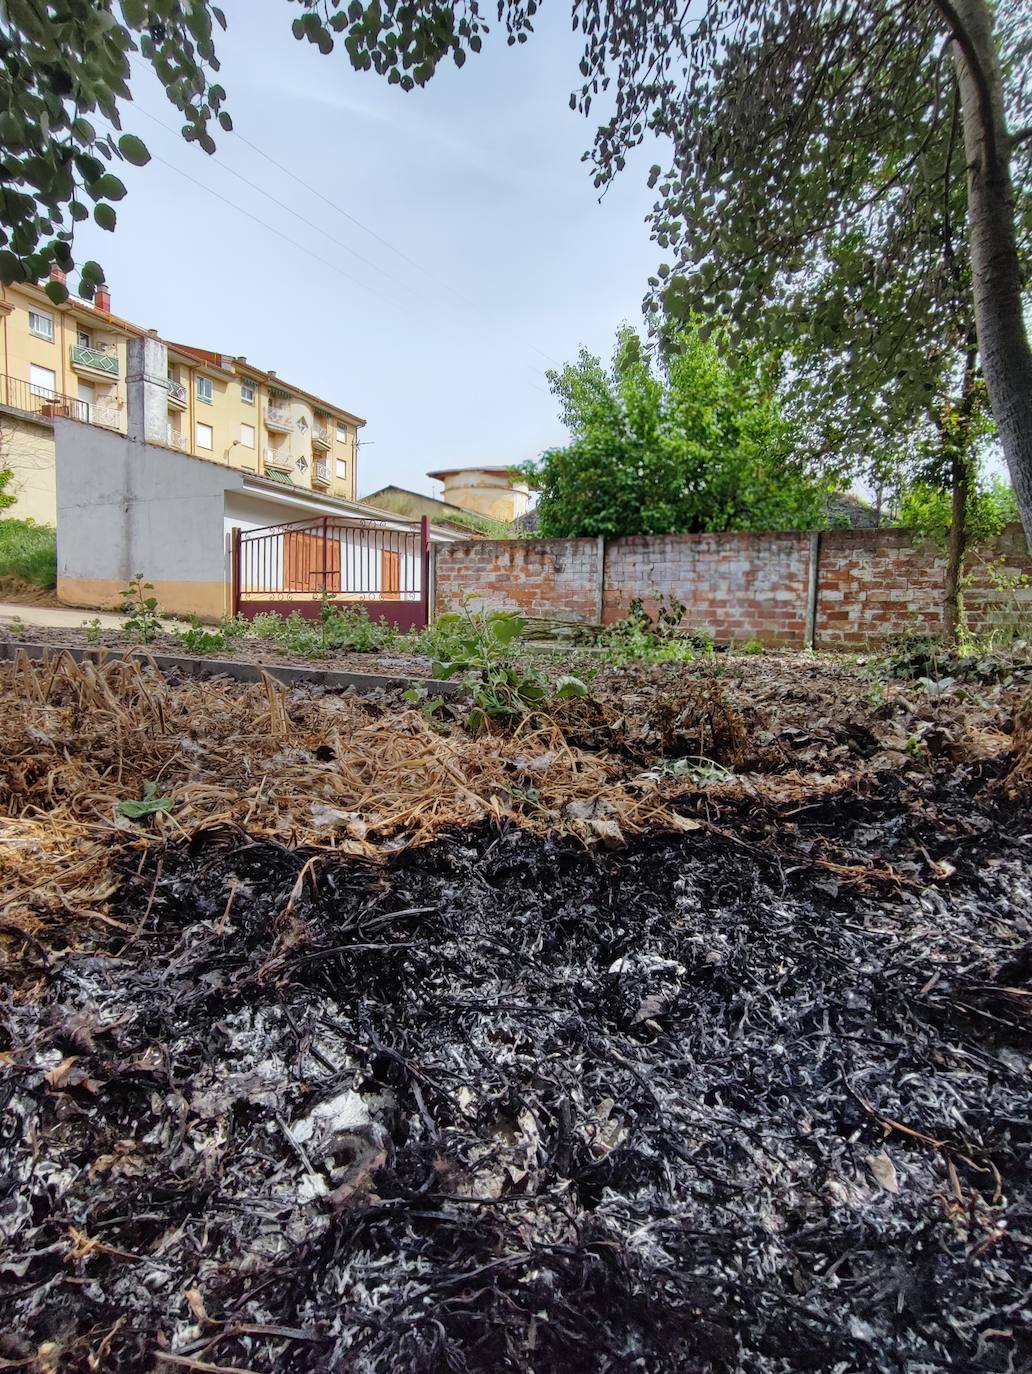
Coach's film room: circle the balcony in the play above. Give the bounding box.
[312,422,332,451]
[1,372,88,423]
[312,457,330,486]
[265,404,294,433]
[167,429,190,453]
[263,447,292,472]
[166,378,187,409]
[70,341,119,378]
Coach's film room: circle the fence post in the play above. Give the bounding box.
[804,531,821,649]
[594,535,606,627]
[230,526,242,618]
[321,516,329,597]
[420,515,432,628]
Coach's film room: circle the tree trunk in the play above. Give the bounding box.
[934,0,1032,549]
[943,452,968,646]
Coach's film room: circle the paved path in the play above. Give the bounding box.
[0,602,125,630]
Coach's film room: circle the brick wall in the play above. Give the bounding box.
[815,525,1032,647]
[434,538,602,623]
[603,532,813,645]
[432,525,1032,646]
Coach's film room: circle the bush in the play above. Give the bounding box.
[0,519,57,587]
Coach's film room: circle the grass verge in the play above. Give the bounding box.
[0,520,57,588]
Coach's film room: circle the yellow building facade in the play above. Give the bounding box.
[0,278,363,524]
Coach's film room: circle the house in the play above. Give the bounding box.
[0,272,363,523]
[426,466,531,523]
[361,483,509,538]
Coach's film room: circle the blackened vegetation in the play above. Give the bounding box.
[2,811,1031,1373]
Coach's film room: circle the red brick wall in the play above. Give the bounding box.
[434,538,602,622]
[603,532,813,645]
[815,529,948,648]
[963,524,1032,638]
[815,525,1032,647]
[432,526,1032,647]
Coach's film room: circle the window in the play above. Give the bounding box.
[335,458,347,481]
[196,375,213,404]
[336,421,348,442]
[28,309,54,342]
[239,422,255,448]
[77,328,91,348]
[29,364,57,398]
[241,379,255,404]
[195,421,213,450]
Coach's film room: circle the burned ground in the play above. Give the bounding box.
[1,652,1031,1372]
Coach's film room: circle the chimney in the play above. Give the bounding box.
[49,264,67,287]
[95,285,111,313]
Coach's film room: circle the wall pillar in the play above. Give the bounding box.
[126,335,170,445]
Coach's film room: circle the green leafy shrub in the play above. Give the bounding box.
[740,638,764,655]
[179,619,226,654]
[120,573,163,644]
[600,597,698,665]
[82,617,103,644]
[431,604,587,733]
[0,519,57,587]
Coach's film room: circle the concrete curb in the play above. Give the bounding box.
[0,639,467,697]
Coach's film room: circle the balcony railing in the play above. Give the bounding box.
[313,458,330,485]
[1,372,89,423]
[312,423,332,450]
[266,404,294,433]
[263,447,292,471]
[166,378,187,407]
[70,342,119,377]
[167,429,190,452]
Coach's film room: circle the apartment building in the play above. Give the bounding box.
[0,275,364,524]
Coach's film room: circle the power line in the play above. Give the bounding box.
[127,56,561,368]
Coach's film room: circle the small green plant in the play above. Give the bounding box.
[431,602,588,733]
[116,781,174,820]
[0,518,57,587]
[219,613,250,641]
[120,573,163,644]
[740,638,764,655]
[82,617,103,644]
[599,597,699,665]
[402,685,447,721]
[179,618,226,654]
[904,734,928,761]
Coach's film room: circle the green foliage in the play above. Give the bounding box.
[116,781,174,820]
[528,325,829,539]
[740,638,765,655]
[896,475,1020,547]
[243,605,400,657]
[432,509,513,539]
[0,467,16,513]
[179,618,226,654]
[0,519,56,587]
[0,0,229,288]
[82,617,103,644]
[598,597,699,665]
[430,603,587,733]
[120,573,162,643]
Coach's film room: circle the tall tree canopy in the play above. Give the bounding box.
[527,326,829,539]
[1,0,1030,540]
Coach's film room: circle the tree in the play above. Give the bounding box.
[527,325,829,539]
[2,1,1030,539]
[0,0,229,301]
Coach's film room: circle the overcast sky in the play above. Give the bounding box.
[72,0,661,500]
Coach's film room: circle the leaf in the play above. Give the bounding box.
[865,1152,899,1194]
[117,133,151,167]
[94,203,116,231]
[554,675,589,699]
[44,278,70,304]
[116,783,173,820]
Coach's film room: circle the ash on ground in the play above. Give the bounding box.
[2,818,1031,1373]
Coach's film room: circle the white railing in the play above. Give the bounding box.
[313,458,329,484]
[266,404,293,429]
[167,430,190,452]
[264,447,291,469]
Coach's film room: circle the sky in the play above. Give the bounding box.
[69,0,663,501]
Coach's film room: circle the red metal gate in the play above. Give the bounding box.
[232,514,431,630]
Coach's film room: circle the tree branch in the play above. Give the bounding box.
[1010,125,1032,149]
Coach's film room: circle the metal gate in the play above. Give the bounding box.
[232,514,431,630]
